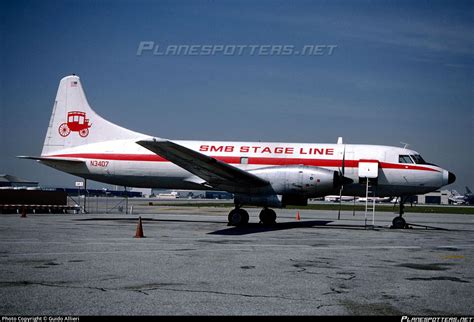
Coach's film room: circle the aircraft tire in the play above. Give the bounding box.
[392,216,406,229]
[228,208,249,226]
[259,208,277,225]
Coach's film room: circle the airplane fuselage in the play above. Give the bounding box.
[42,139,451,198]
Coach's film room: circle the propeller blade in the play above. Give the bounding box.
[334,172,354,187]
[337,186,343,220]
[353,196,356,216]
[341,145,346,176]
[336,144,352,220]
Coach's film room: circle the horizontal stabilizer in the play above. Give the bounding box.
[17,155,85,164]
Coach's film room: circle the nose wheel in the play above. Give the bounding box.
[392,216,407,229]
[391,196,409,229]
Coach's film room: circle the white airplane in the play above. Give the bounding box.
[448,190,465,205]
[324,195,356,202]
[20,75,456,228]
[449,187,474,205]
[356,196,394,203]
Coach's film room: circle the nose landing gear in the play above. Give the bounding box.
[391,196,409,229]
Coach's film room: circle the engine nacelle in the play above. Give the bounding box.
[248,165,339,198]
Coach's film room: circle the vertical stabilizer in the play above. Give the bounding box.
[42,75,143,155]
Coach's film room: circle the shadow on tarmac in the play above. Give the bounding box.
[209,220,334,235]
[209,220,450,235]
[75,217,450,234]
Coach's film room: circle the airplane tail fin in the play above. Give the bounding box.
[450,190,460,197]
[41,75,143,156]
[466,187,472,194]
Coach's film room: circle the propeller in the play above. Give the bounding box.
[337,146,346,220]
[333,144,354,220]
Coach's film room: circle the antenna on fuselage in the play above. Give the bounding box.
[400,142,410,149]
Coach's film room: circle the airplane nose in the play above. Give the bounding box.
[448,172,456,184]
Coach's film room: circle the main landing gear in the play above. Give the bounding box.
[392,196,409,229]
[259,208,277,225]
[227,206,277,226]
[228,207,249,226]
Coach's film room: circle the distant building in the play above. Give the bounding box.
[156,191,178,199]
[416,190,449,205]
[205,191,233,199]
[131,188,152,197]
[0,174,38,188]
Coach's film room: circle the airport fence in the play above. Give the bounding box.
[67,194,136,214]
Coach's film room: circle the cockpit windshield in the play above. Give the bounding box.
[399,154,435,166]
[410,154,427,164]
[399,155,414,164]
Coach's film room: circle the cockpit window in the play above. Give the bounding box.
[399,155,414,164]
[411,154,427,164]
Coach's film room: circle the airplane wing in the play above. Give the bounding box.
[136,138,269,192]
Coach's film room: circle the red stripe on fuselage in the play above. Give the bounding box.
[49,153,440,172]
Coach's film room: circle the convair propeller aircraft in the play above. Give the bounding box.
[20,75,456,228]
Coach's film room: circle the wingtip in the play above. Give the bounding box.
[17,155,37,160]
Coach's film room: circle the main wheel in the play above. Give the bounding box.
[392,216,406,229]
[58,123,70,137]
[228,208,249,226]
[79,128,89,137]
[259,208,277,225]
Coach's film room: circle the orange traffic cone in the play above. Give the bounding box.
[134,216,145,238]
[296,211,300,221]
[20,207,27,218]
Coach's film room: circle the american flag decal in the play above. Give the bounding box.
[71,81,78,87]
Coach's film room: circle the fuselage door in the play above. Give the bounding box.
[358,160,379,185]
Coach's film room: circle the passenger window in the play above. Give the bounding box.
[399,155,413,164]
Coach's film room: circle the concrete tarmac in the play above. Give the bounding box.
[0,208,473,315]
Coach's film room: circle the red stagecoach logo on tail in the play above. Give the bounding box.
[58,111,92,137]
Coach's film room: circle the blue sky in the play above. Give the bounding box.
[1,0,473,192]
